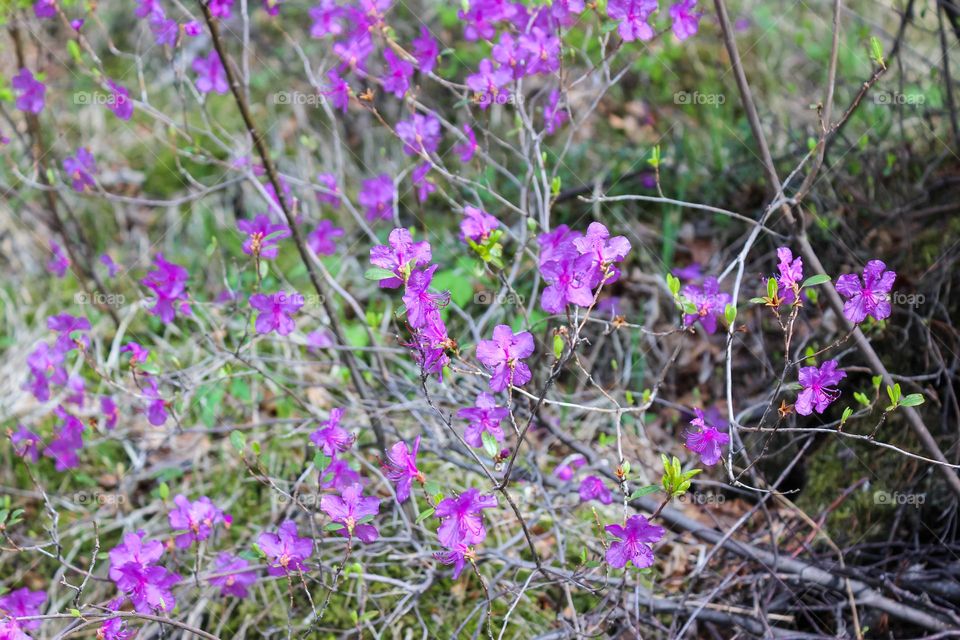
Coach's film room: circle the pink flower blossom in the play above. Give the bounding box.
[412,27,440,73]
[435,488,498,548]
[168,495,230,549]
[309,408,353,456]
[321,483,381,543]
[685,408,729,466]
[193,50,229,95]
[457,393,508,448]
[605,514,664,569]
[579,475,613,504]
[308,219,344,255]
[249,291,304,335]
[669,0,701,40]
[796,360,846,416]
[835,260,896,324]
[108,531,181,613]
[382,436,423,502]
[258,520,312,576]
[13,69,45,114]
[359,174,395,221]
[476,325,535,392]
[209,552,257,598]
[237,214,291,259]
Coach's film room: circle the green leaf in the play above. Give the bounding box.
[481,431,500,458]
[158,482,169,501]
[416,507,435,523]
[67,40,82,64]
[724,303,737,325]
[364,267,396,281]
[551,176,562,196]
[900,394,925,407]
[854,391,870,406]
[749,297,766,304]
[553,334,564,359]
[801,274,831,287]
[628,485,660,500]
[229,430,246,453]
[767,277,778,300]
[666,273,681,297]
[841,406,853,424]
[70,608,81,618]
[600,19,619,33]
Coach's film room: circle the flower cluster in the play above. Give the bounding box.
[108,531,182,613]
[434,488,498,578]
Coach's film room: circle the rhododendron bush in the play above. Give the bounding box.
[2,0,960,637]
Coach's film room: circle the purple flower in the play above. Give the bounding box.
[359,174,395,221]
[34,0,56,19]
[553,456,585,481]
[383,436,423,502]
[100,253,119,277]
[11,426,42,463]
[435,488,498,548]
[141,375,168,426]
[0,588,46,631]
[315,172,341,208]
[134,0,158,19]
[369,228,431,288]
[776,247,804,303]
[142,254,190,323]
[258,520,312,576]
[538,224,582,265]
[835,260,896,324]
[208,0,234,18]
[411,162,436,202]
[101,396,119,430]
[321,483,381,543]
[43,407,85,471]
[579,475,613,504]
[397,112,441,157]
[682,276,731,334]
[184,21,203,36]
[605,514,664,569]
[106,80,134,120]
[551,0,585,25]
[519,27,561,75]
[466,58,513,108]
[411,26,440,73]
[13,69,45,114]
[456,124,478,163]
[573,222,632,286]
[406,314,452,380]
[237,214,291,259]
[71,19,85,31]
[209,552,257,598]
[457,393,508,448]
[319,457,363,492]
[492,33,526,79]
[476,325,535,392]
[382,48,414,98]
[796,360,846,416]
[48,240,70,278]
[323,70,350,113]
[263,0,283,16]
[607,0,658,42]
[334,31,373,72]
[168,495,230,549]
[108,531,181,613]
[121,342,150,365]
[669,0,701,40]
[310,408,353,456]
[63,147,97,193]
[193,50,229,94]
[98,616,135,640]
[403,264,450,329]
[543,89,568,134]
[685,408,729,466]
[435,544,471,579]
[306,329,334,352]
[309,0,344,38]
[308,219,344,256]
[540,253,596,313]
[47,313,90,352]
[249,291,303,336]
[459,206,499,244]
[150,11,178,46]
